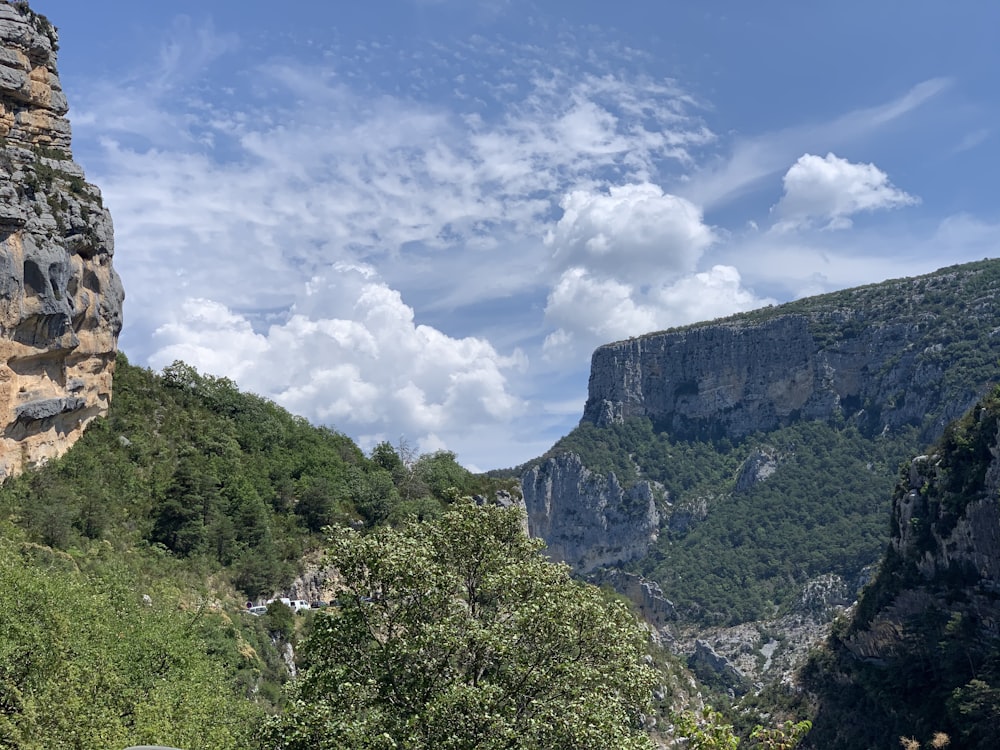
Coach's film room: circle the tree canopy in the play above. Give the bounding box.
[267,501,657,749]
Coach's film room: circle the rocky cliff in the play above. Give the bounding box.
[523,261,1000,584]
[803,386,1000,749]
[0,2,123,477]
[521,453,663,573]
[583,261,1000,443]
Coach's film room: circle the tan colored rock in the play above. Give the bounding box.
[0,2,123,478]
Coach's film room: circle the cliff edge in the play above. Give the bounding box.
[0,2,123,477]
[583,261,1000,444]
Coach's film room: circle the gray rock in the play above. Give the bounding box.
[688,639,747,695]
[588,567,676,626]
[14,396,85,422]
[0,3,123,477]
[582,264,1000,445]
[734,446,782,493]
[520,452,662,573]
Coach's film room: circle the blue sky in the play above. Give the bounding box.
[31,0,1000,470]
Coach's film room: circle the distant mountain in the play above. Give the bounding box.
[519,259,1000,678]
[801,385,1000,749]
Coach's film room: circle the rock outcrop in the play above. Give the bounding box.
[583,261,1000,444]
[520,452,663,573]
[846,398,1000,665]
[803,386,1000,748]
[0,2,123,477]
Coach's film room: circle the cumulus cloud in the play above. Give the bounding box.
[543,265,774,362]
[64,14,960,469]
[772,152,918,231]
[65,22,721,468]
[545,183,715,283]
[150,264,527,449]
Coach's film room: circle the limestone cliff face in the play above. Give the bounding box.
[583,261,1000,443]
[0,2,123,477]
[520,453,663,573]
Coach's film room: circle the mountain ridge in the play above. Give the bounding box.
[519,257,1000,682]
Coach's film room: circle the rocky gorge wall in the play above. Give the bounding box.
[582,262,1000,444]
[0,2,123,478]
[522,262,1000,580]
[520,453,663,573]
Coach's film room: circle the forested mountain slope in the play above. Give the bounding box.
[518,259,1000,671]
[0,354,533,747]
[801,385,1000,749]
[0,355,513,599]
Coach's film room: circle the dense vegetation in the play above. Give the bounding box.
[267,502,659,749]
[0,355,522,747]
[0,355,516,599]
[800,386,1000,749]
[549,416,916,623]
[0,537,266,749]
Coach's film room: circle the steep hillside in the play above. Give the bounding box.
[801,386,1000,749]
[520,259,1000,677]
[0,354,534,746]
[0,354,518,599]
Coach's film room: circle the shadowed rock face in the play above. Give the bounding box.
[0,2,123,477]
[520,453,663,573]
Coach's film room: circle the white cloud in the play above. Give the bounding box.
[545,183,715,283]
[653,265,775,322]
[62,15,976,470]
[65,23,723,469]
[543,265,773,362]
[683,78,948,209]
[772,152,918,231]
[150,265,527,450]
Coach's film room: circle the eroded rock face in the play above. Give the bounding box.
[0,2,123,477]
[582,262,1000,444]
[520,453,663,573]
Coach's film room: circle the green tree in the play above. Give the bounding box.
[673,708,740,750]
[266,502,657,749]
[0,541,260,749]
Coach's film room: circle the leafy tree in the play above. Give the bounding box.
[266,502,657,749]
[672,708,739,750]
[749,719,812,749]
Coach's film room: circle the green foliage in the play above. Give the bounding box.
[749,720,812,749]
[0,540,262,749]
[672,709,810,749]
[0,355,400,597]
[801,387,1000,749]
[267,502,657,749]
[552,417,914,624]
[672,708,740,750]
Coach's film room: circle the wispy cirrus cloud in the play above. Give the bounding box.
[61,7,983,469]
[70,18,718,467]
[683,77,949,210]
